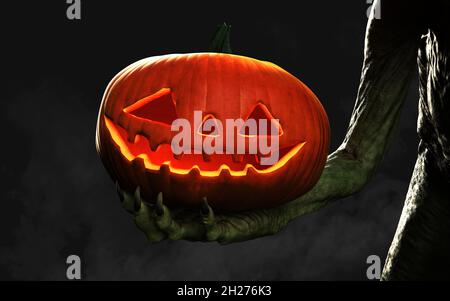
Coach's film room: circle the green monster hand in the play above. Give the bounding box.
[117,148,369,244]
[118,15,418,244]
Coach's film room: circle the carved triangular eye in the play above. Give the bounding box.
[197,114,221,137]
[124,88,177,126]
[239,103,283,137]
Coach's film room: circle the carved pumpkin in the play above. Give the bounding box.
[96,53,330,212]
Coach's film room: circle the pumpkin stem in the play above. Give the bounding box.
[210,23,232,54]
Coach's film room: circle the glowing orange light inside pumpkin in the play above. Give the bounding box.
[105,116,305,177]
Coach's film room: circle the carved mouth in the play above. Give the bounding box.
[105,116,305,177]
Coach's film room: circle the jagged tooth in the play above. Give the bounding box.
[127,131,137,143]
[132,156,145,171]
[232,154,244,163]
[173,152,183,160]
[159,164,170,175]
[246,165,258,176]
[220,167,231,178]
[189,167,200,177]
[149,139,159,152]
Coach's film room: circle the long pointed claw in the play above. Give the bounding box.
[201,197,222,241]
[133,202,167,243]
[121,190,133,213]
[201,197,215,225]
[153,192,185,240]
[133,186,142,212]
[155,192,164,216]
[120,189,206,242]
[121,186,141,215]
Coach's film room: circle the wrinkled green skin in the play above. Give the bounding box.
[115,2,450,280]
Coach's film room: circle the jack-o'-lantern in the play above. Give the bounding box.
[96,53,329,212]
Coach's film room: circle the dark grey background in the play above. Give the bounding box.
[0,1,419,280]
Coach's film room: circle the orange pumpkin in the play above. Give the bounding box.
[96,53,330,212]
